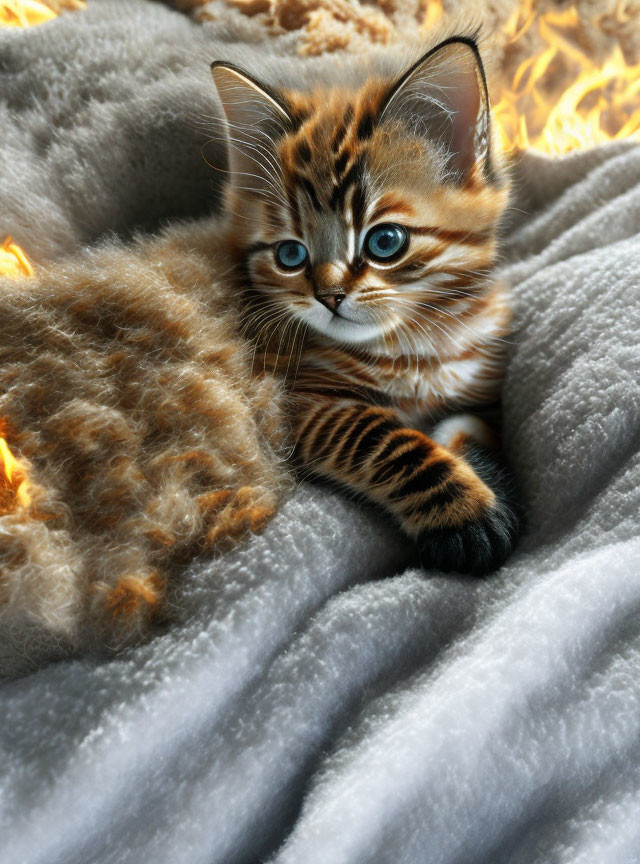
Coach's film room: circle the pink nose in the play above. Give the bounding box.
[316,292,345,313]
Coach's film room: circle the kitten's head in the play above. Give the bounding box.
[211,37,510,348]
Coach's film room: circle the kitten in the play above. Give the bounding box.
[212,35,519,575]
[0,34,518,663]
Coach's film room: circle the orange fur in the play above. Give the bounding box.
[213,37,519,572]
[0,37,519,659]
[0,221,290,654]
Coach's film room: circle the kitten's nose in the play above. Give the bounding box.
[316,292,345,313]
[313,262,346,313]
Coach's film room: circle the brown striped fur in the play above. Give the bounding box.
[0,37,518,667]
[211,35,519,573]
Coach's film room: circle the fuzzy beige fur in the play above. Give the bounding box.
[0,218,289,654]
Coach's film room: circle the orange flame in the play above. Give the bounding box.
[0,236,34,278]
[421,0,443,32]
[493,3,640,154]
[0,0,56,25]
[1,0,87,516]
[0,433,31,512]
[0,0,85,28]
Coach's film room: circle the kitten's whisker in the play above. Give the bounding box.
[283,314,306,384]
[214,119,288,186]
[202,132,287,206]
[290,321,309,389]
[273,315,295,381]
[416,300,512,348]
[391,297,457,356]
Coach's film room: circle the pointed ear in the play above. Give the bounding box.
[380,38,491,181]
[211,62,291,193]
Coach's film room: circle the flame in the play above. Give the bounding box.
[421,0,443,32]
[0,0,85,28]
[0,0,56,25]
[492,3,640,154]
[0,433,31,512]
[0,236,34,278]
[1,1,87,516]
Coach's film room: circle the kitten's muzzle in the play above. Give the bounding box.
[312,262,346,313]
[315,292,346,313]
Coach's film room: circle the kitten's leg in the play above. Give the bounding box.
[431,413,499,453]
[294,399,519,575]
[427,412,520,572]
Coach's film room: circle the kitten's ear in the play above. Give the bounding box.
[380,37,491,180]
[211,62,291,192]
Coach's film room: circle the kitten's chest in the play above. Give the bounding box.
[298,344,503,420]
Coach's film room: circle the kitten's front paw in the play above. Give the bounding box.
[418,506,518,575]
[416,445,520,576]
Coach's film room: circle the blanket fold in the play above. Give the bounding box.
[1,3,639,863]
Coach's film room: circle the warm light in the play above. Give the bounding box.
[0,0,56,26]
[0,433,31,512]
[421,0,443,33]
[492,4,640,154]
[0,0,85,28]
[1,0,60,517]
[0,236,34,278]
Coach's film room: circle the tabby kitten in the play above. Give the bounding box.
[212,35,519,574]
[0,35,517,667]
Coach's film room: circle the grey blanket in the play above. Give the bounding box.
[1,2,640,863]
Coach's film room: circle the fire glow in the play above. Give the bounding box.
[0,433,31,513]
[493,2,640,154]
[0,237,34,511]
[0,0,637,512]
[0,236,34,278]
[2,0,639,153]
[0,0,56,26]
[1,0,85,27]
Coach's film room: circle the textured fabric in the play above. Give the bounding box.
[1,2,640,863]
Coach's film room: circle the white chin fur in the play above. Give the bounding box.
[304,303,386,345]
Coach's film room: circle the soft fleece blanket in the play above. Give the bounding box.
[1,2,640,862]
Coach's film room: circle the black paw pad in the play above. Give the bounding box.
[417,446,521,576]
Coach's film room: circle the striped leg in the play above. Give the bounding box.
[293,398,519,574]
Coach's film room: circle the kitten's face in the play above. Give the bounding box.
[213,39,510,350]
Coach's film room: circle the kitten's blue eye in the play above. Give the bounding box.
[275,240,308,271]
[364,224,408,262]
